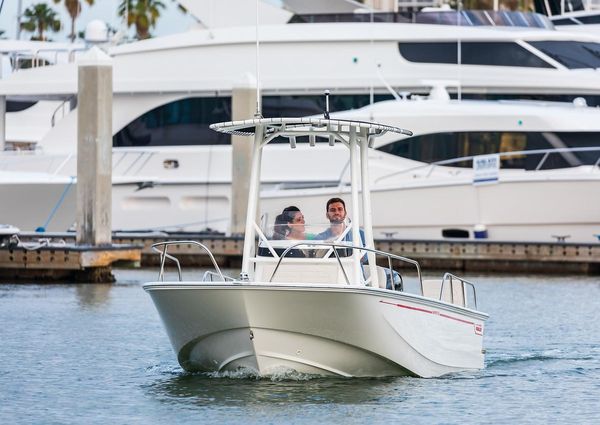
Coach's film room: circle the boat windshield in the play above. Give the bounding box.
[263,222,348,242]
[257,221,358,258]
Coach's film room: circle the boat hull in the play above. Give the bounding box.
[144,283,487,378]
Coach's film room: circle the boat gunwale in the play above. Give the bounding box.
[142,281,489,321]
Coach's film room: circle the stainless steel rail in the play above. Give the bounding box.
[375,146,600,184]
[269,241,423,294]
[440,272,478,309]
[151,240,230,282]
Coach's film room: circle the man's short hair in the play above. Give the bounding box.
[326,197,346,212]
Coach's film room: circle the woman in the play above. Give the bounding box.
[272,206,307,240]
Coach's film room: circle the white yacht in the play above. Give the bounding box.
[261,94,600,243]
[144,116,488,378]
[2,1,600,234]
[2,92,600,241]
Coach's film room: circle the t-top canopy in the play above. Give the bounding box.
[209,117,412,147]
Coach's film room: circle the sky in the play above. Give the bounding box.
[0,0,193,42]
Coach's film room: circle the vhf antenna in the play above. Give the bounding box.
[255,0,262,118]
[324,90,330,119]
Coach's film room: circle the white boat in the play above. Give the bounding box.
[144,117,488,378]
[3,1,600,234]
[0,170,76,232]
[260,94,600,243]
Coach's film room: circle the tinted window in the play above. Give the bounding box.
[551,18,578,25]
[399,42,554,68]
[529,41,600,69]
[377,131,600,170]
[577,15,600,24]
[114,95,394,147]
[114,97,232,147]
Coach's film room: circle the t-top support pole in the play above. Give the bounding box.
[348,125,362,284]
[360,129,379,287]
[240,124,264,279]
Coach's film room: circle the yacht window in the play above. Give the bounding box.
[399,42,554,68]
[551,18,579,25]
[113,97,232,147]
[6,100,37,112]
[576,15,600,24]
[528,41,600,69]
[113,94,396,147]
[377,131,600,170]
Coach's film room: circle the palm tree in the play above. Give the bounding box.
[118,0,166,40]
[52,0,95,43]
[20,3,62,41]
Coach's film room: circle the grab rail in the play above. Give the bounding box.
[151,241,232,282]
[269,241,423,294]
[440,272,478,309]
[375,146,600,184]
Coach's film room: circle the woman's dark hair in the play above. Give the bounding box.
[272,206,301,239]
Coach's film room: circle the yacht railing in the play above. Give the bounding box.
[375,146,600,184]
[289,11,553,29]
[151,241,234,282]
[269,241,423,294]
[9,47,85,72]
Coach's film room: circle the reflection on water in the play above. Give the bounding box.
[75,284,113,308]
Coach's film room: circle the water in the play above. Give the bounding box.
[1,270,599,424]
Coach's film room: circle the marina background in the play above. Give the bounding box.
[0,0,193,41]
[1,268,599,424]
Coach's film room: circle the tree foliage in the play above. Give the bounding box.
[117,0,166,40]
[20,3,62,41]
[52,0,95,42]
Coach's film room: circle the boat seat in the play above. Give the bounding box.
[422,279,465,307]
[252,257,355,285]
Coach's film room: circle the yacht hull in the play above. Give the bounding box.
[262,173,600,243]
[144,283,487,378]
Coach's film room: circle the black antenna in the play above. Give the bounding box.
[324,90,330,119]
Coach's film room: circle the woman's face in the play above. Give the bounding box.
[289,212,305,235]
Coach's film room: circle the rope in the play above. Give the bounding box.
[5,235,66,251]
[37,176,75,232]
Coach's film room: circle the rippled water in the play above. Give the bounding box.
[1,270,599,424]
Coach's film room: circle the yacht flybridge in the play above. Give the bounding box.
[143,117,488,378]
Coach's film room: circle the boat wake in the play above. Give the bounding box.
[204,367,323,381]
[146,363,325,381]
[486,349,594,368]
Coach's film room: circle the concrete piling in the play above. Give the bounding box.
[76,46,113,246]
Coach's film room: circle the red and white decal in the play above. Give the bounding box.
[380,299,482,331]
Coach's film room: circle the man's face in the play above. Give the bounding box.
[326,202,346,224]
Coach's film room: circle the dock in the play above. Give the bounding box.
[0,236,141,282]
[3,232,599,275]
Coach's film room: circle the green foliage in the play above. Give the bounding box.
[117,0,166,40]
[20,3,62,41]
[52,0,95,42]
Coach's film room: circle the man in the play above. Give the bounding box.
[316,197,365,246]
[318,197,400,289]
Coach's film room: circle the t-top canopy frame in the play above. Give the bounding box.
[210,117,412,285]
[210,117,412,148]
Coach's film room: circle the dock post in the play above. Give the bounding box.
[0,59,5,152]
[230,74,257,236]
[76,47,113,246]
[0,95,5,152]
